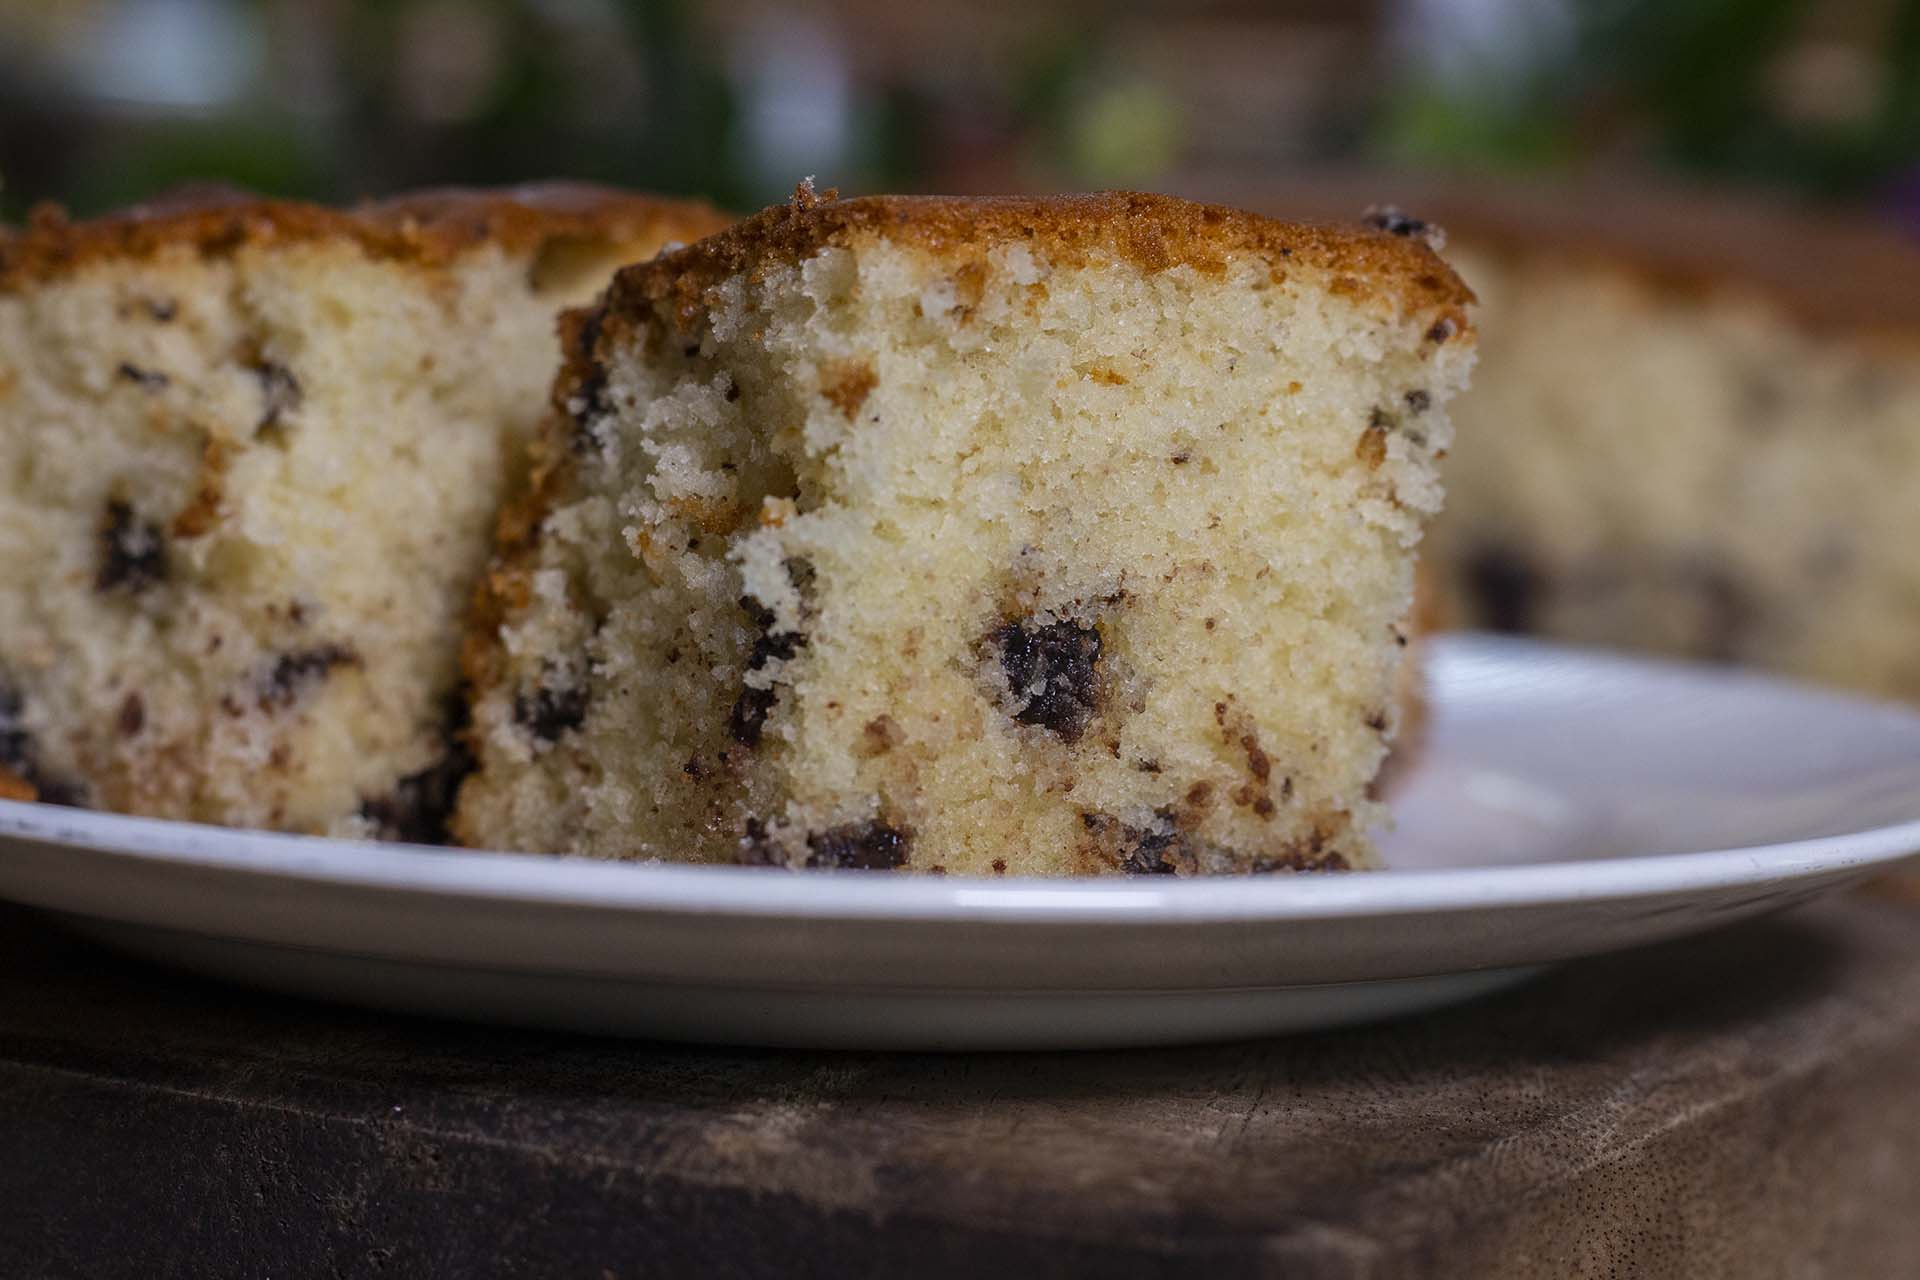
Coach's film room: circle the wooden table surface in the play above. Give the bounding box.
[3,888,1919,1279]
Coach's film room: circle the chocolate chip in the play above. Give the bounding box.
[0,686,31,770]
[116,363,168,391]
[570,370,612,454]
[251,360,302,435]
[359,697,475,845]
[260,645,360,711]
[95,501,167,594]
[728,596,805,748]
[513,681,589,744]
[1081,810,1185,875]
[568,310,613,454]
[1362,206,1430,239]
[0,682,83,806]
[1404,389,1431,414]
[993,618,1102,741]
[728,686,775,747]
[805,821,911,871]
[739,818,781,866]
[1121,827,1180,875]
[1251,849,1351,874]
[1466,545,1540,634]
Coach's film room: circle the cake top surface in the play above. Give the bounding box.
[0,182,732,291]
[612,187,1476,325]
[1193,170,1920,336]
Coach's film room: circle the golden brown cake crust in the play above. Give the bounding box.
[612,188,1475,335]
[1194,171,1920,339]
[0,182,732,291]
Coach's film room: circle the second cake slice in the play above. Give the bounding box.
[456,189,1475,873]
[0,184,729,837]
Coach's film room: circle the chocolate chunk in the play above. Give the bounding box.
[994,618,1102,741]
[728,686,777,747]
[805,821,911,871]
[116,363,169,391]
[568,311,613,454]
[260,645,360,711]
[251,360,303,434]
[95,501,167,594]
[1250,849,1351,874]
[1362,206,1431,239]
[1120,826,1181,875]
[360,698,475,845]
[1466,545,1541,634]
[0,682,83,806]
[739,818,781,866]
[0,685,32,779]
[570,368,612,454]
[514,681,589,744]
[1081,810,1185,875]
[728,596,805,748]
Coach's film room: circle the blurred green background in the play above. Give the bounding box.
[1,0,1915,227]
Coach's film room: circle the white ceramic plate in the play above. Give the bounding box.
[1,635,1917,1050]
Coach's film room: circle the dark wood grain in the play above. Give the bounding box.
[2,891,1918,1279]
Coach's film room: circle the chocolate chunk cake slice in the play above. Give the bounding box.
[454,187,1475,873]
[0,184,730,836]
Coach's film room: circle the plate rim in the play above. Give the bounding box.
[2,797,1916,926]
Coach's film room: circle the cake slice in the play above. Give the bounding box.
[1204,174,1920,705]
[1433,213,1920,704]
[0,184,730,837]
[454,187,1474,873]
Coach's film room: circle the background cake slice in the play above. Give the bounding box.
[1432,201,1920,705]
[1204,175,1920,707]
[0,184,730,837]
[455,188,1474,874]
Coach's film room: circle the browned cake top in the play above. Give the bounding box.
[610,188,1476,332]
[0,182,732,291]
[1191,171,1920,337]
